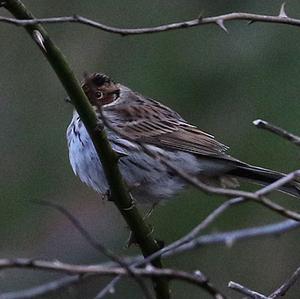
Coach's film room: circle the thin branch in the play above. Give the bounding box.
[3,219,297,299]
[94,277,121,299]
[253,119,300,146]
[0,275,84,299]
[0,4,299,36]
[255,195,300,221]
[138,198,245,269]
[169,219,300,256]
[228,265,300,299]
[31,199,153,299]
[228,281,268,299]
[3,0,169,297]
[269,265,300,298]
[93,217,300,298]
[0,259,226,299]
[31,200,121,259]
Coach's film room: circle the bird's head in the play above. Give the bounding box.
[81,73,120,108]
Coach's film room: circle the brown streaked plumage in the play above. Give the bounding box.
[84,73,231,157]
[66,72,300,202]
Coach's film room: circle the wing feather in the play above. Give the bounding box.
[103,86,230,158]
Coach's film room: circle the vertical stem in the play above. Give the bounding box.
[3,0,170,297]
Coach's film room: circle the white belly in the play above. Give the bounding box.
[66,112,232,203]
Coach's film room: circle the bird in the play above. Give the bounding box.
[66,72,300,203]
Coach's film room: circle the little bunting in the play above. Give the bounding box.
[67,73,300,202]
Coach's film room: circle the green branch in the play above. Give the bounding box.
[3,0,169,297]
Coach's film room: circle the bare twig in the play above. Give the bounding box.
[0,275,84,299]
[31,199,153,299]
[94,277,121,299]
[0,4,298,36]
[111,216,300,299]
[170,219,300,256]
[3,219,297,299]
[138,198,246,269]
[31,200,119,258]
[256,195,300,221]
[269,265,300,298]
[253,119,300,146]
[0,259,226,298]
[86,217,300,299]
[228,265,300,299]
[228,281,268,299]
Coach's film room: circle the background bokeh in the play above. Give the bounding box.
[1,0,300,298]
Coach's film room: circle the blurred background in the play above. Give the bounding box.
[1,0,300,298]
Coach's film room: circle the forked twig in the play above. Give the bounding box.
[3,219,297,299]
[0,258,227,299]
[269,265,300,298]
[228,265,300,299]
[30,199,153,299]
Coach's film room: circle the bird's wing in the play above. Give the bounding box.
[103,89,235,159]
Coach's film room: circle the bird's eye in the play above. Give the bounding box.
[95,91,103,99]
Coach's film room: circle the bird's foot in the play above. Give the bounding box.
[100,189,113,201]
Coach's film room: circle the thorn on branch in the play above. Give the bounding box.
[94,121,104,132]
[72,14,80,21]
[95,278,119,299]
[64,96,72,104]
[32,30,47,52]
[193,270,207,282]
[1,8,300,36]
[216,19,228,33]
[248,20,254,25]
[197,10,204,21]
[279,3,288,18]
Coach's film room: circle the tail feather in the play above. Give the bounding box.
[227,165,300,198]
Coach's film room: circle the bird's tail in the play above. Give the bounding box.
[227,164,300,197]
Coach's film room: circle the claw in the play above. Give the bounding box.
[100,189,113,201]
